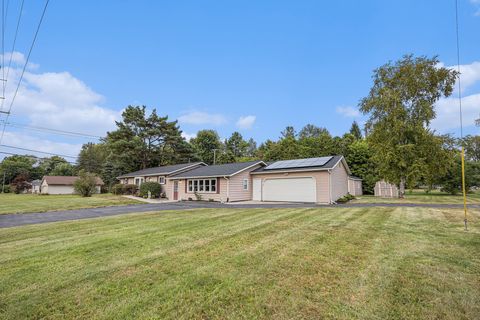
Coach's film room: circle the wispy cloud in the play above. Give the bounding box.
[471,0,480,16]
[336,106,360,117]
[236,115,256,130]
[177,110,227,126]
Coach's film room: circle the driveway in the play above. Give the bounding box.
[0,201,478,228]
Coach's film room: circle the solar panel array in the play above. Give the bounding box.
[265,156,333,170]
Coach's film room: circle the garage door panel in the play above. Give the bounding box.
[263,177,316,203]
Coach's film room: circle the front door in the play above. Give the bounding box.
[173,181,179,200]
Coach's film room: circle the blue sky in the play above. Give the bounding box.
[1,0,480,159]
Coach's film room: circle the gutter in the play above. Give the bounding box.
[328,169,333,204]
[224,176,230,202]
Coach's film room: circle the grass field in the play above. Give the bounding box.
[355,189,480,204]
[0,193,141,214]
[1,207,479,319]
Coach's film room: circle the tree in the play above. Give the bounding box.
[439,157,480,194]
[462,135,480,162]
[190,130,222,164]
[349,121,362,140]
[77,142,107,174]
[50,162,76,176]
[245,138,257,158]
[298,130,334,158]
[10,173,31,194]
[0,155,37,185]
[225,132,248,158]
[281,126,296,139]
[360,55,457,197]
[39,156,70,176]
[298,124,329,139]
[105,105,195,172]
[73,170,98,197]
[346,140,378,194]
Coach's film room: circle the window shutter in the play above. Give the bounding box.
[217,178,220,194]
[185,180,187,193]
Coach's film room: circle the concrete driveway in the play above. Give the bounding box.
[1,201,478,228]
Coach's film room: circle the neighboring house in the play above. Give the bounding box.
[31,179,41,194]
[41,176,104,195]
[116,162,206,196]
[348,176,363,196]
[168,161,265,202]
[374,180,399,198]
[118,156,361,204]
[250,156,353,203]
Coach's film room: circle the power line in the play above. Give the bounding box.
[0,0,50,146]
[0,144,77,159]
[0,151,76,164]
[0,120,102,139]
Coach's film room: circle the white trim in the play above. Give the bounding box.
[242,178,249,191]
[116,162,207,179]
[168,161,266,180]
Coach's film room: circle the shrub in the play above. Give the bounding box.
[139,182,162,198]
[10,173,31,194]
[74,170,99,197]
[336,193,356,204]
[194,191,203,201]
[111,184,125,195]
[123,184,138,195]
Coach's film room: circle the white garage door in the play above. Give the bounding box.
[263,177,316,203]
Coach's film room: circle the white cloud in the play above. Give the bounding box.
[177,111,227,126]
[181,131,196,141]
[439,60,480,91]
[0,51,121,160]
[471,0,480,16]
[432,93,480,132]
[236,115,256,130]
[336,106,360,117]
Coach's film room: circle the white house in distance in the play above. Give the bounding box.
[118,156,363,204]
[40,176,104,195]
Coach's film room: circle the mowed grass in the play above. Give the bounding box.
[0,193,141,214]
[1,207,479,319]
[355,189,480,204]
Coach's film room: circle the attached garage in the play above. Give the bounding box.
[262,177,316,203]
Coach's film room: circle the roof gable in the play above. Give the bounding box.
[42,176,104,186]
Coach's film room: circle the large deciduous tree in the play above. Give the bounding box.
[190,130,222,164]
[360,55,457,197]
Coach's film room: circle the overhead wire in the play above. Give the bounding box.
[0,120,102,139]
[0,0,50,146]
[0,144,77,159]
[0,151,76,164]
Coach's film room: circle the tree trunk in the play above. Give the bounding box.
[399,177,406,198]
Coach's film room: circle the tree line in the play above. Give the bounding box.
[1,55,479,195]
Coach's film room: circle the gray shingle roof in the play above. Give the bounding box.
[117,162,205,178]
[170,160,265,179]
[251,155,345,173]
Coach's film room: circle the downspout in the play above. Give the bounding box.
[328,169,333,204]
[223,176,230,202]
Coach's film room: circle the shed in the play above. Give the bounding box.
[348,176,363,196]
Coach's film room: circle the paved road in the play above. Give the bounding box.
[1,201,478,228]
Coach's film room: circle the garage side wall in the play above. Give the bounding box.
[331,162,349,201]
[252,171,330,203]
[227,165,262,202]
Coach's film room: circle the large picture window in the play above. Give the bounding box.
[188,179,217,193]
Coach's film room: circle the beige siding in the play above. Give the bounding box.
[348,179,363,196]
[330,161,349,201]
[374,180,399,197]
[174,178,229,202]
[252,171,331,203]
[227,164,262,202]
[44,185,75,195]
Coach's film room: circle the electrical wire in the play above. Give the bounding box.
[0,120,102,139]
[0,144,77,159]
[0,0,50,146]
[0,151,76,164]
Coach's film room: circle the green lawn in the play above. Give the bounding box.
[0,193,141,214]
[1,207,479,319]
[355,189,480,204]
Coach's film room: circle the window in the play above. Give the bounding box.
[242,179,249,191]
[135,177,144,186]
[158,176,165,184]
[188,179,217,193]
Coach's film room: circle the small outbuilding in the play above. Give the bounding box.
[31,179,41,194]
[41,176,104,195]
[374,180,399,198]
[348,176,363,196]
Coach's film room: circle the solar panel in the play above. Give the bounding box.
[265,156,333,170]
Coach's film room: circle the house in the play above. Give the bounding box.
[41,176,104,195]
[249,156,353,203]
[374,180,399,198]
[31,179,41,194]
[116,162,206,196]
[168,160,264,202]
[119,156,361,203]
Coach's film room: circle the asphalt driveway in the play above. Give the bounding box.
[1,201,478,228]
